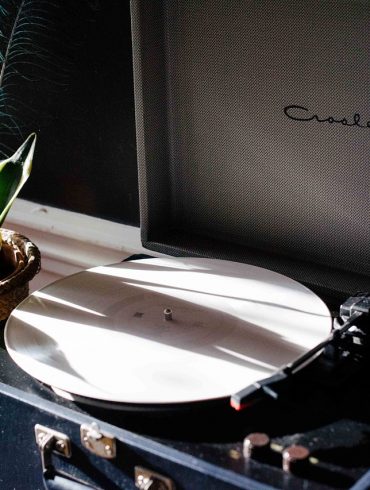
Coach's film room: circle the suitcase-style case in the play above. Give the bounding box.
[1,1,369,488]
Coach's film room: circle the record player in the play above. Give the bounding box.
[1,1,370,489]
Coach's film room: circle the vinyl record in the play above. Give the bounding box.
[5,257,332,405]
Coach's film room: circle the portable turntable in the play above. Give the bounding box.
[1,1,370,489]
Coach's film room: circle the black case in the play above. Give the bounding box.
[1,1,370,489]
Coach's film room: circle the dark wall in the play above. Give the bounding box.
[0,0,139,226]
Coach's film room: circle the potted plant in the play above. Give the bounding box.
[0,133,40,322]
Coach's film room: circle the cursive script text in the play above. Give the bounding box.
[284,105,370,129]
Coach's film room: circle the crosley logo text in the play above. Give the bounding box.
[284,105,370,129]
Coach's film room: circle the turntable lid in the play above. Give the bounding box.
[5,257,332,405]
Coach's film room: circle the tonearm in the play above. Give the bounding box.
[231,293,370,411]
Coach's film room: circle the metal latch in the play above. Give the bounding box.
[35,424,71,475]
[80,422,116,459]
[135,466,176,490]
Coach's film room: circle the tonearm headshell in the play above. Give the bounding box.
[231,293,370,411]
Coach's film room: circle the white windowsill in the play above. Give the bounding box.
[4,199,151,290]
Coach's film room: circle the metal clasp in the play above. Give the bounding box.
[135,466,176,490]
[80,422,116,459]
[35,424,71,475]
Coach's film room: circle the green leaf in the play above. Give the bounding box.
[0,132,36,226]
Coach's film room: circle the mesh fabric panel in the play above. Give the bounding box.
[132,0,370,296]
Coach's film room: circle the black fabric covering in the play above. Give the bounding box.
[131,0,369,298]
[44,475,92,490]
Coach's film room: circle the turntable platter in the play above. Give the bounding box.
[5,258,332,405]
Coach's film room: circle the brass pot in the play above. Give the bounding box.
[0,229,41,320]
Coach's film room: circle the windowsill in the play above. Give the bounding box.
[4,199,149,290]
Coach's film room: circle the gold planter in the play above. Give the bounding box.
[0,229,41,320]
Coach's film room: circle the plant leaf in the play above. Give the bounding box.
[0,0,70,158]
[0,131,35,225]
